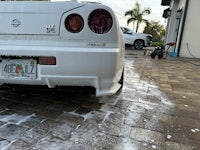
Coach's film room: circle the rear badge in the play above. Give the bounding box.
[11,19,21,27]
[88,43,106,47]
[46,25,56,33]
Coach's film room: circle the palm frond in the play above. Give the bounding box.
[127,18,136,25]
[142,8,151,15]
[125,10,133,16]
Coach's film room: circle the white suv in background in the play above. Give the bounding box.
[121,27,152,50]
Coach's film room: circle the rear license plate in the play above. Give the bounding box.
[2,59,37,79]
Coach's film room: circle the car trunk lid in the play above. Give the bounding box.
[0,1,84,35]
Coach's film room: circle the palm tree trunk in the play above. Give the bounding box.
[132,21,135,32]
[136,21,139,33]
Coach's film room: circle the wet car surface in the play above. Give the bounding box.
[0,49,200,149]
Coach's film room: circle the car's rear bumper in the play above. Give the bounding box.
[0,46,124,96]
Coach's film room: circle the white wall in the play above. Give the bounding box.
[165,0,179,53]
[177,0,185,8]
[174,0,185,54]
[179,0,200,58]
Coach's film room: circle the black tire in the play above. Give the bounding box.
[151,51,157,58]
[134,40,144,50]
[119,68,124,89]
[158,53,163,59]
[157,50,164,59]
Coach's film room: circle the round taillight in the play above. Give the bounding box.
[88,9,113,34]
[65,14,84,33]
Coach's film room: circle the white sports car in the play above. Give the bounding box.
[0,1,124,97]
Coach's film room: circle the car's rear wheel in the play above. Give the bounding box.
[134,40,144,50]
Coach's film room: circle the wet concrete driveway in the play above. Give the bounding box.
[0,49,200,150]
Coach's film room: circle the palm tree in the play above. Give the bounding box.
[125,2,151,32]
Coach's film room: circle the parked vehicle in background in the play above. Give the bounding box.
[0,1,124,97]
[121,27,152,50]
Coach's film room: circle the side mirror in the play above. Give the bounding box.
[127,31,132,34]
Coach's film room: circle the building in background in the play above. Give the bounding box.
[161,0,200,58]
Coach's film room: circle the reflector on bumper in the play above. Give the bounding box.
[39,57,56,65]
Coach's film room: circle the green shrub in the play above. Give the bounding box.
[151,42,164,47]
